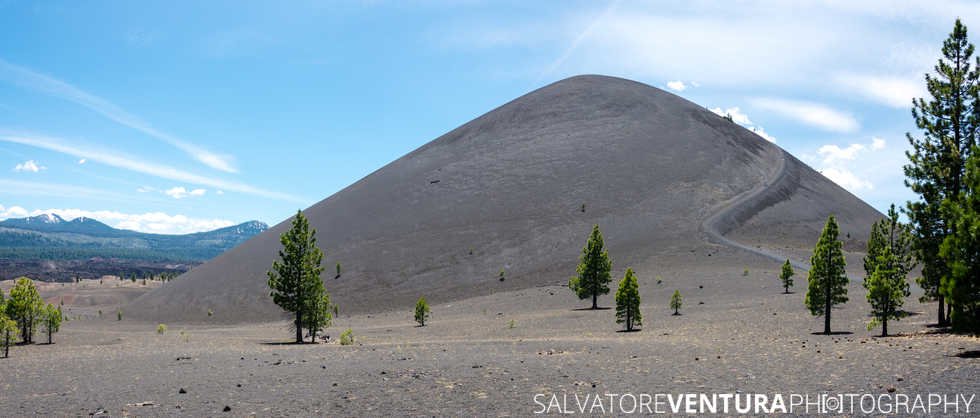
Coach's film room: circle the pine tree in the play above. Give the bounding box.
[670,290,682,315]
[305,290,333,342]
[0,291,13,358]
[864,204,916,284]
[615,268,642,332]
[41,304,62,344]
[779,260,795,294]
[267,210,327,343]
[568,224,612,309]
[905,19,980,327]
[805,216,849,335]
[6,277,42,344]
[414,296,430,327]
[865,247,908,337]
[940,146,980,332]
[0,314,16,359]
[863,205,914,333]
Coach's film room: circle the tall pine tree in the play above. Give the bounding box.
[805,216,849,335]
[568,224,612,309]
[615,268,642,332]
[940,146,980,332]
[905,19,980,326]
[267,211,327,343]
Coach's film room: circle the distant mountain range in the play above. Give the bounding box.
[0,213,268,262]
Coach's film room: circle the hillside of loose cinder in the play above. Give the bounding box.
[128,74,883,323]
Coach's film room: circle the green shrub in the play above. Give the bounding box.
[157,324,167,334]
[414,297,430,326]
[339,328,354,345]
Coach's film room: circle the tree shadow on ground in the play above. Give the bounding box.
[615,329,642,333]
[954,350,980,359]
[572,307,612,311]
[259,341,318,346]
[810,331,854,336]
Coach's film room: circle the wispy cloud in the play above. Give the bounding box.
[165,186,207,199]
[0,58,237,173]
[750,98,859,133]
[833,73,926,108]
[0,133,304,202]
[538,0,621,80]
[0,179,130,201]
[0,204,236,234]
[13,159,44,173]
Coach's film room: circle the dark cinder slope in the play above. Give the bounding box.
[128,75,882,323]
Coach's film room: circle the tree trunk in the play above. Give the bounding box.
[945,303,953,325]
[938,296,947,326]
[48,327,52,345]
[626,310,632,332]
[824,278,832,335]
[295,311,303,344]
[592,292,597,310]
[3,330,8,358]
[882,318,888,337]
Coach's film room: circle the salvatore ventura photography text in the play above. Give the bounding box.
[532,392,976,415]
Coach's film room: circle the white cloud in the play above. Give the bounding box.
[871,136,886,150]
[818,143,866,164]
[165,186,207,199]
[750,97,859,133]
[749,126,777,143]
[0,58,237,173]
[666,80,686,92]
[710,106,752,125]
[708,106,776,142]
[78,158,86,164]
[0,204,29,219]
[13,160,44,173]
[0,205,236,234]
[812,136,893,193]
[833,73,927,108]
[819,167,874,191]
[0,133,304,202]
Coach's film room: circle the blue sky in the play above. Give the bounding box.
[0,0,976,233]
